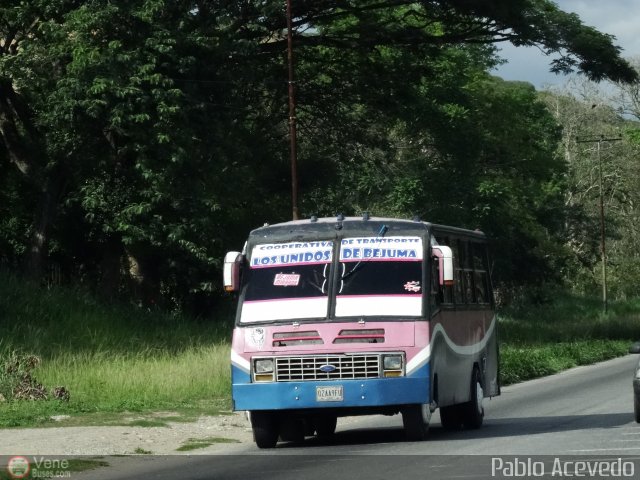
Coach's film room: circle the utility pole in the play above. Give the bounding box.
[576,135,622,313]
[286,0,299,220]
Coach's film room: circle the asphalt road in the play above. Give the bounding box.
[79,354,640,479]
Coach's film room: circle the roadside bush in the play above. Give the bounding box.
[0,352,69,402]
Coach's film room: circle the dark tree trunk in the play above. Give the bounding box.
[0,82,39,178]
[100,236,124,299]
[0,79,55,279]
[126,247,162,308]
[27,170,64,279]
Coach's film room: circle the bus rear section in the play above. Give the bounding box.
[224,216,499,448]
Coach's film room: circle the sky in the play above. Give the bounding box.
[492,0,640,89]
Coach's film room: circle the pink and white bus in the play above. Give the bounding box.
[224,216,499,448]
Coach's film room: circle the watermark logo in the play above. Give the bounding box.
[7,456,30,479]
[492,457,635,478]
[6,457,73,479]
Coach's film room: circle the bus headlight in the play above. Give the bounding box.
[255,358,274,373]
[383,354,404,376]
[253,358,275,382]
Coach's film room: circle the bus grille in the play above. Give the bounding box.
[275,355,381,382]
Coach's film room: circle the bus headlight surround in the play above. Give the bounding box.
[253,357,275,382]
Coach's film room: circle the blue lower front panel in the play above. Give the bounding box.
[232,365,430,411]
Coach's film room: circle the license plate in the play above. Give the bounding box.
[316,385,343,402]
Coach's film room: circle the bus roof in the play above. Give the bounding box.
[247,216,486,244]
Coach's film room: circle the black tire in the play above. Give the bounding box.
[439,404,464,430]
[314,415,338,439]
[402,404,430,441]
[251,411,279,449]
[279,417,305,443]
[461,368,484,429]
[304,418,316,437]
[634,392,640,423]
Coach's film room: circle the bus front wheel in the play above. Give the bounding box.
[314,415,338,439]
[402,403,430,441]
[439,405,464,430]
[251,411,279,449]
[279,417,305,443]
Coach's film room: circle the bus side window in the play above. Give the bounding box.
[472,243,489,304]
[464,270,475,303]
[452,239,465,304]
[464,240,480,304]
[474,271,487,303]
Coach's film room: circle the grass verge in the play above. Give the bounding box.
[176,436,240,452]
[0,271,232,427]
[498,294,640,384]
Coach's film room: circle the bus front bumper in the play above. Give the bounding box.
[232,368,429,411]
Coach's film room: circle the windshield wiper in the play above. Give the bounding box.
[341,224,388,280]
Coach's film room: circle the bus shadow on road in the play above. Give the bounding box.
[278,426,407,448]
[444,412,634,440]
[277,412,633,449]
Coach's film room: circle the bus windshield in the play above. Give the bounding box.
[335,236,423,317]
[240,241,333,323]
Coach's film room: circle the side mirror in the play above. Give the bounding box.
[223,251,242,292]
[432,246,454,286]
[630,342,640,354]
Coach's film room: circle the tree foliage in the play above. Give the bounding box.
[0,0,637,311]
[542,75,640,299]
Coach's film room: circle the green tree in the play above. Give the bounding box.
[542,78,640,299]
[0,0,637,309]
